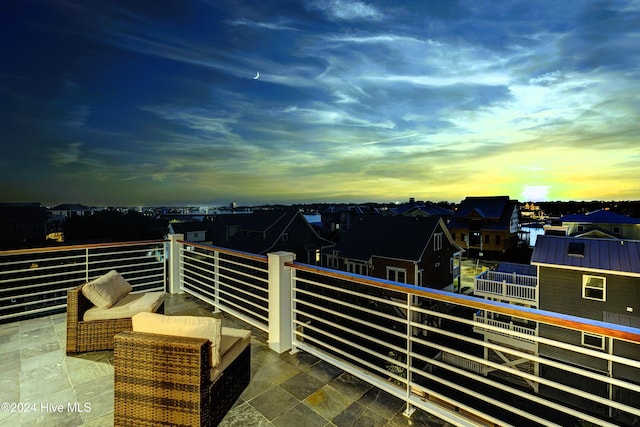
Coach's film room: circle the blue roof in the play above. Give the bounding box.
[560,209,640,225]
[531,235,640,274]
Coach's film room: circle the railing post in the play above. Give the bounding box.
[268,251,295,353]
[168,234,184,294]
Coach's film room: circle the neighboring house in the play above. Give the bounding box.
[448,196,520,257]
[473,261,539,391]
[0,203,49,249]
[319,205,379,241]
[385,200,454,221]
[209,209,334,265]
[554,209,640,240]
[49,203,93,219]
[531,235,640,416]
[324,216,463,289]
[168,221,210,243]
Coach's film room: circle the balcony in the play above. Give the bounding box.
[474,270,538,305]
[473,311,537,352]
[1,236,640,426]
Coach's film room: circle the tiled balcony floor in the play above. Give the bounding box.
[0,293,452,427]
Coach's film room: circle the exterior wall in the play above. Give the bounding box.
[538,265,640,375]
[449,228,516,254]
[371,257,416,284]
[538,266,639,320]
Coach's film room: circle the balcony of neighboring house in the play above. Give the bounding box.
[1,237,640,427]
[473,310,538,353]
[474,269,538,305]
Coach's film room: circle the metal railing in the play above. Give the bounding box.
[4,240,640,426]
[177,241,269,332]
[289,262,640,427]
[0,240,167,323]
[475,270,538,303]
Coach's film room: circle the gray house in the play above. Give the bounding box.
[531,235,640,417]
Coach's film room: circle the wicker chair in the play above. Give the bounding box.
[113,330,251,427]
[66,285,164,355]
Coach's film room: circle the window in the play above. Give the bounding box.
[461,233,466,243]
[568,242,585,257]
[387,267,407,283]
[582,332,605,350]
[612,226,621,234]
[347,261,368,275]
[326,255,339,269]
[451,233,456,241]
[281,233,289,242]
[583,275,606,301]
[484,235,490,244]
[434,233,443,251]
[496,235,501,245]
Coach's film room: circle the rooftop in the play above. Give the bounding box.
[0,293,448,427]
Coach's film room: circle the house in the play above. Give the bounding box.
[167,221,210,243]
[385,200,454,221]
[319,204,379,241]
[554,209,640,240]
[324,216,463,289]
[531,235,640,416]
[473,261,539,391]
[209,209,334,265]
[0,203,49,249]
[448,196,520,257]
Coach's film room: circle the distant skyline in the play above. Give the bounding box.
[2,1,639,206]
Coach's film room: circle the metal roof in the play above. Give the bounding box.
[560,209,640,225]
[531,235,640,274]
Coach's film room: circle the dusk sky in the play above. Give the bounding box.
[2,1,639,207]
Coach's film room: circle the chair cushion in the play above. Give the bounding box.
[83,291,165,321]
[82,270,132,309]
[211,327,252,382]
[132,312,222,367]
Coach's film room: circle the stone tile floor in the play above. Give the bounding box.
[0,293,452,426]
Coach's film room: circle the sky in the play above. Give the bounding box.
[1,0,639,207]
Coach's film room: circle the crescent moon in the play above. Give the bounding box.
[253,72,260,80]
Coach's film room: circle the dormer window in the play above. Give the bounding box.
[568,242,584,257]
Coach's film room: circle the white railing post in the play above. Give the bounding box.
[168,234,184,294]
[268,251,295,353]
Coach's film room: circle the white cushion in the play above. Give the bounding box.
[82,270,132,309]
[83,291,165,321]
[211,327,251,382]
[132,312,222,367]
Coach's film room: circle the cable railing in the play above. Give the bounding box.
[289,262,640,427]
[0,240,167,324]
[177,241,269,332]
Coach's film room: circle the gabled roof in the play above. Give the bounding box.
[560,209,640,225]
[448,196,518,230]
[333,216,459,262]
[531,235,640,275]
[390,202,453,217]
[211,209,332,254]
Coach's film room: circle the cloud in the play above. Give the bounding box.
[306,0,383,21]
[50,143,83,167]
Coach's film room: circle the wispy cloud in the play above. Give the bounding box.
[306,0,384,21]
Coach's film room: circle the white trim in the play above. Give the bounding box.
[582,332,605,350]
[531,262,640,278]
[582,274,606,301]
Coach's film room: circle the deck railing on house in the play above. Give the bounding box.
[474,270,538,303]
[0,240,166,324]
[2,238,640,426]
